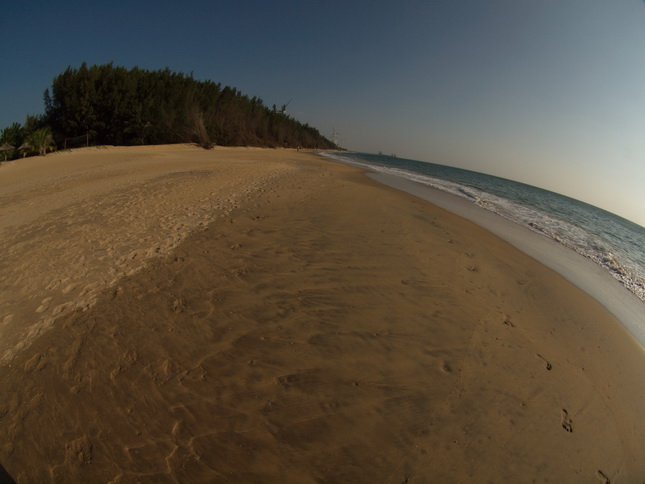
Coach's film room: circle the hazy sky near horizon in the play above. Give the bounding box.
[2,0,645,226]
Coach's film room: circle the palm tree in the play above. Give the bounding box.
[25,127,55,156]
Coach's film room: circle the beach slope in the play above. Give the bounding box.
[0,146,643,483]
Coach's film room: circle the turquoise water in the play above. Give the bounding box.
[322,152,645,302]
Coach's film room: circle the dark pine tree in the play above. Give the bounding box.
[44,63,338,150]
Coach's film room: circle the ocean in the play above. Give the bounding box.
[321,151,645,304]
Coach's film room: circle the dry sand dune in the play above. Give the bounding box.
[0,146,643,483]
[0,146,296,364]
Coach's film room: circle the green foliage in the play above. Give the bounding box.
[1,116,49,160]
[1,122,23,148]
[0,62,338,162]
[24,127,55,156]
[43,63,338,150]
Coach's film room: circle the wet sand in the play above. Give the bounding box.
[0,145,643,483]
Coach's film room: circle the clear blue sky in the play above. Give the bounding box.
[2,0,645,226]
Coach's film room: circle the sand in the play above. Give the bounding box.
[0,145,643,483]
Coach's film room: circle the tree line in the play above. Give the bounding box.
[0,115,54,160]
[1,63,338,160]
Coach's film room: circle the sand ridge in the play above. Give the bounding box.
[0,146,643,482]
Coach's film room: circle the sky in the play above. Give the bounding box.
[2,0,645,227]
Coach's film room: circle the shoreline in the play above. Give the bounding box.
[1,146,643,482]
[363,171,645,348]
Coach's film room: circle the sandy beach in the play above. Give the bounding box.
[0,145,643,483]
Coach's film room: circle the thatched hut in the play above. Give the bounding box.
[18,142,32,158]
[0,143,15,161]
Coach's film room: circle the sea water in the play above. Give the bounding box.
[321,151,645,304]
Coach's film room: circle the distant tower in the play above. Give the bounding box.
[331,127,341,147]
[281,99,292,114]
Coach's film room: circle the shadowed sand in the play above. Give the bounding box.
[0,146,643,483]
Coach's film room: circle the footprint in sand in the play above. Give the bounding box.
[560,408,573,433]
[536,354,552,371]
[52,302,74,316]
[596,469,611,483]
[65,436,93,465]
[501,314,514,327]
[36,297,53,313]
